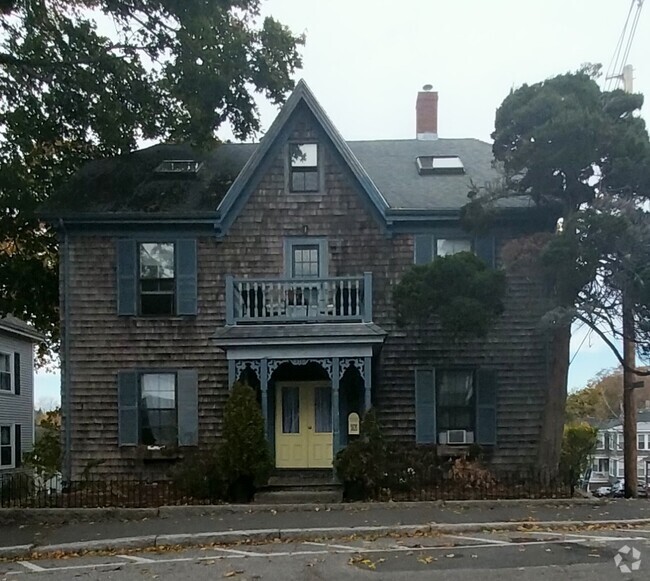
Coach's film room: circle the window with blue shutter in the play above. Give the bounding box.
[117,239,137,315]
[415,369,436,444]
[14,424,21,467]
[476,369,498,445]
[118,371,139,446]
[475,234,496,268]
[118,369,199,447]
[176,240,198,316]
[177,370,199,446]
[414,235,433,265]
[117,238,198,316]
[13,352,20,395]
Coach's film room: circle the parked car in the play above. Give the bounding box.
[593,485,612,498]
[610,480,648,498]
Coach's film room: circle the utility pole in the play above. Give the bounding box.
[623,289,638,498]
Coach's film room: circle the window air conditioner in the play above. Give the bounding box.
[438,430,474,445]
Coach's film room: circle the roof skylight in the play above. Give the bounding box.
[154,160,203,174]
[416,156,464,175]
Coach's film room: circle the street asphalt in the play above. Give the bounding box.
[2,498,650,551]
[2,522,650,579]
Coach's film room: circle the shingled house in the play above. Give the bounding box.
[44,81,553,480]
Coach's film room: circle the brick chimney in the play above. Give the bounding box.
[416,85,438,140]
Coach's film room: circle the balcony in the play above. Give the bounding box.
[225,273,372,324]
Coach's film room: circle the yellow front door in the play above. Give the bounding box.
[275,381,333,468]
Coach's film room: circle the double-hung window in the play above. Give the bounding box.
[593,458,609,473]
[437,370,476,442]
[0,425,13,468]
[140,373,177,446]
[0,352,12,392]
[139,243,175,315]
[638,434,648,450]
[289,143,319,193]
[436,238,472,257]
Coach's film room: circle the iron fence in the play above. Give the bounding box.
[0,472,223,509]
[1,467,576,508]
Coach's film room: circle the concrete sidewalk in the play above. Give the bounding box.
[1,499,649,558]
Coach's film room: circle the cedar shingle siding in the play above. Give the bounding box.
[52,84,552,477]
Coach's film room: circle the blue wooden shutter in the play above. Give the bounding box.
[117,239,137,315]
[14,424,21,467]
[414,234,433,264]
[475,234,495,268]
[118,371,139,446]
[476,369,498,445]
[176,239,198,315]
[13,352,20,395]
[177,369,199,446]
[415,369,436,444]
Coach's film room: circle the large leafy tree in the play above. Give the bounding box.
[467,68,650,473]
[0,0,303,358]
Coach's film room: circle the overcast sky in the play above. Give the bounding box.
[34,0,649,407]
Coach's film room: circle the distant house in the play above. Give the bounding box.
[0,316,42,473]
[589,409,650,489]
[43,80,557,480]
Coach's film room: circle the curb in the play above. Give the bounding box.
[3,516,649,561]
[0,497,607,525]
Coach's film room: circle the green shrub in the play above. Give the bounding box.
[171,449,224,501]
[24,409,61,482]
[334,408,388,500]
[217,381,272,502]
[559,422,597,486]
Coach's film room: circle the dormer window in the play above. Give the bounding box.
[416,156,464,175]
[289,143,319,192]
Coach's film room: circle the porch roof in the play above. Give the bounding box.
[212,322,386,348]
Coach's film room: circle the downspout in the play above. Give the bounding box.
[59,218,72,484]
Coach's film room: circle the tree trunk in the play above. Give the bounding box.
[623,293,638,498]
[537,324,571,472]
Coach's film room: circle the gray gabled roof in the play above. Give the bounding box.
[215,79,390,235]
[44,79,533,225]
[348,139,503,211]
[0,315,43,343]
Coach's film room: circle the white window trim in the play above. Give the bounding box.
[596,433,605,450]
[0,351,15,394]
[0,424,15,469]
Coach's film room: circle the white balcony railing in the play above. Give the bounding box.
[225,273,372,324]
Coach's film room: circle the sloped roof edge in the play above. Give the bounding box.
[215,79,390,236]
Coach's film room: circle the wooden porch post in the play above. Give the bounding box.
[364,355,372,411]
[260,357,270,438]
[332,357,341,454]
[227,359,235,388]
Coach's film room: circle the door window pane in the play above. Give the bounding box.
[314,386,332,433]
[282,386,300,433]
[292,245,320,278]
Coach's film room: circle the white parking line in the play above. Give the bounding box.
[209,547,267,557]
[303,541,363,552]
[3,533,631,576]
[533,531,645,542]
[445,534,511,545]
[117,554,156,563]
[17,562,46,572]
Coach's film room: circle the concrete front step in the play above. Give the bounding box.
[254,487,343,504]
[268,469,337,487]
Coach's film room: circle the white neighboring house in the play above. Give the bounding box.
[588,409,650,490]
[0,315,42,474]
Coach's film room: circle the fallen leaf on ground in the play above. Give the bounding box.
[223,571,244,578]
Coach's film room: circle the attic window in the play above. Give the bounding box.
[154,160,202,174]
[416,156,464,175]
